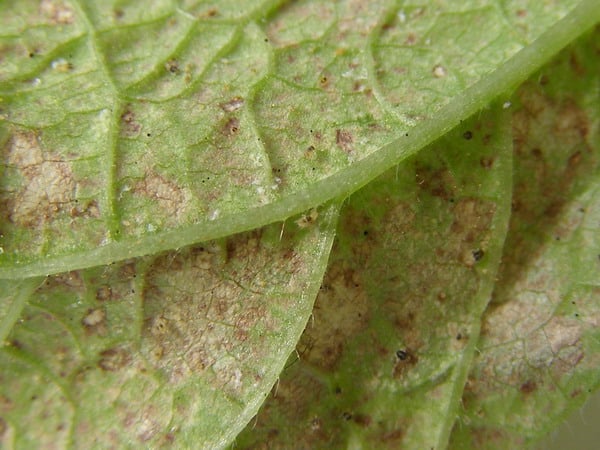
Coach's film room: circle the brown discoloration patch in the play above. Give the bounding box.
[352,413,372,427]
[40,0,75,24]
[44,271,84,290]
[335,129,354,153]
[120,107,141,136]
[480,156,495,169]
[142,225,310,394]
[520,380,537,394]
[219,96,244,112]
[82,308,106,335]
[2,129,76,226]
[300,261,369,370]
[392,349,418,379]
[222,117,240,136]
[164,59,180,74]
[381,428,405,442]
[451,198,495,251]
[95,285,112,302]
[70,199,100,219]
[98,347,131,372]
[134,172,190,220]
[494,83,595,299]
[415,164,456,200]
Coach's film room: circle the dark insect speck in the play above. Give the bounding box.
[472,249,484,261]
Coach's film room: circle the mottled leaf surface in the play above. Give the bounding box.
[449,28,600,450]
[0,204,338,448]
[1,0,599,277]
[234,106,513,449]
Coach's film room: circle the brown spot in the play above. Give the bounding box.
[307,417,322,434]
[568,151,582,168]
[98,347,131,371]
[405,33,417,45]
[335,129,354,153]
[381,428,404,442]
[150,316,169,335]
[70,199,100,218]
[219,96,244,112]
[0,395,14,411]
[392,349,418,379]
[200,8,218,18]
[520,380,537,394]
[95,285,112,302]
[569,52,585,76]
[415,164,456,200]
[480,156,495,169]
[165,59,180,74]
[82,308,106,334]
[353,414,372,427]
[222,117,240,136]
[120,107,141,136]
[40,0,75,24]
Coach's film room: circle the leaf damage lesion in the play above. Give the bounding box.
[141,223,314,396]
[133,171,193,223]
[1,129,77,227]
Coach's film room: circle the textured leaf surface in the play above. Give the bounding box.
[0,204,338,448]
[1,0,599,277]
[234,106,513,449]
[449,28,600,450]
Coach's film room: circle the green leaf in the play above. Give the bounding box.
[234,105,513,448]
[0,204,338,448]
[449,27,600,449]
[1,0,599,278]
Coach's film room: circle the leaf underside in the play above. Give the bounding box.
[0,204,338,448]
[0,1,598,449]
[1,0,598,277]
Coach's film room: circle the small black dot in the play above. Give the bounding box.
[463,130,473,140]
[363,230,369,236]
[334,386,342,394]
[146,133,151,137]
[342,412,352,421]
[472,249,484,261]
[405,133,409,137]
[396,350,408,360]
[456,333,462,340]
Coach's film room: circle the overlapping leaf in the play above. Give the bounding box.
[0,204,338,448]
[235,106,513,448]
[449,28,600,449]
